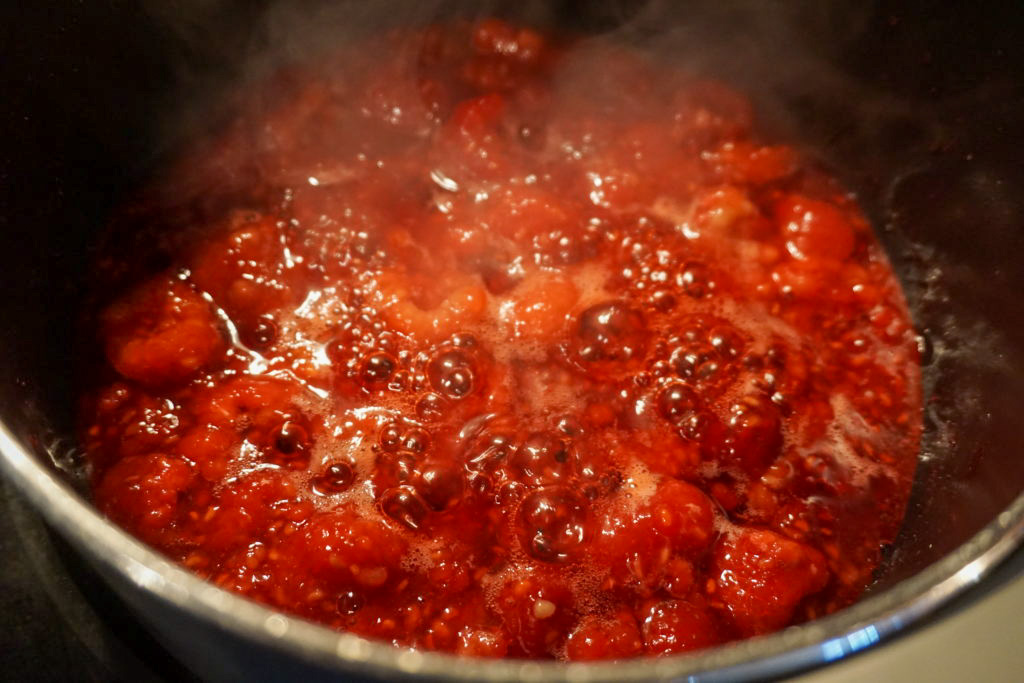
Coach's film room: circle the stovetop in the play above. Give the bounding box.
[0,480,197,682]
[2,478,1022,682]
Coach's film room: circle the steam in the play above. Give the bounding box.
[123,0,973,398]
[135,0,954,196]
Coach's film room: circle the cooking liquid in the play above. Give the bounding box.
[78,19,921,660]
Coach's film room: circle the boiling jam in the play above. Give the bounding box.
[80,19,921,660]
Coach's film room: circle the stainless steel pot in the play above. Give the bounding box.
[2,1,1024,680]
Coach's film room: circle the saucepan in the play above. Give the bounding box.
[2,0,1023,680]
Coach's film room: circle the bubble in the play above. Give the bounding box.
[658,382,700,424]
[573,301,646,370]
[708,325,745,359]
[272,420,308,454]
[337,590,364,615]
[380,486,430,530]
[648,288,677,311]
[418,463,465,510]
[359,352,397,386]
[241,315,278,349]
[723,394,783,477]
[670,345,707,379]
[379,421,403,451]
[511,431,577,485]
[402,427,431,454]
[518,486,589,563]
[451,333,478,348]
[377,450,419,489]
[678,261,714,298]
[313,461,355,495]
[428,349,476,399]
[267,417,311,468]
[416,392,447,421]
[677,412,709,441]
[388,369,412,392]
[466,431,517,474]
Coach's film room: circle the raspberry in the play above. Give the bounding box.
[80,18,920,660]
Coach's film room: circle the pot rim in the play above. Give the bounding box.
[2,420,1022,681]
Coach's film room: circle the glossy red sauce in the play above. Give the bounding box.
[79,20,921,660]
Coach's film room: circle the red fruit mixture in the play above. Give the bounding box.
[79,19,921,660]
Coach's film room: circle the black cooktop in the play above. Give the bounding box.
[0,480,196,683]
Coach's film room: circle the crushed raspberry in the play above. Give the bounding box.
[80,19,920,660]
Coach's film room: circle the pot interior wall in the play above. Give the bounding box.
[2,0,1023,606]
